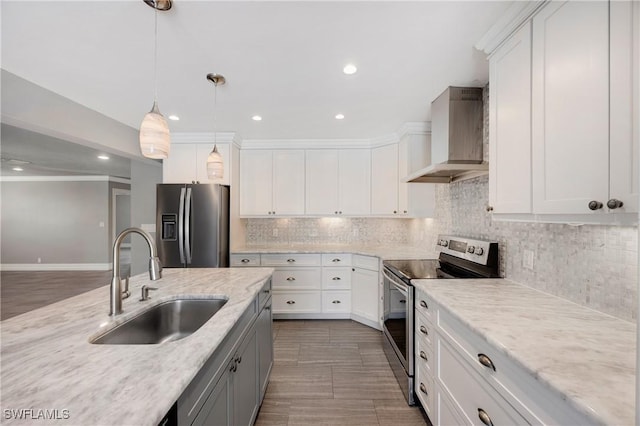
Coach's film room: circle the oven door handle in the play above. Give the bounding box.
[383,269,410,296]
[437,268,457,279]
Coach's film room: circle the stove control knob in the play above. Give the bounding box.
[475,247,484,256]
[439,240,448,247]
[467,246,475,254]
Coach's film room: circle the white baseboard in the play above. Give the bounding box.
[0,263,111,271]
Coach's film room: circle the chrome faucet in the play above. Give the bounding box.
[110,227,162,316]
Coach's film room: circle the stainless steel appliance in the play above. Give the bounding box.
[156,184,230,268]
[382,235,499,406]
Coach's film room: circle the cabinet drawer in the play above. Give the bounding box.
[272,268,321,290]
[415,367,435,418]
[230,254,261,266]
[415,332,435,379]
[261,253,321,266]
[322,290,351,313]
[272,291,321,313]
[438,337,529,426]
[415,290,434,324]
[321,253,352,266]
[259,279,272,310]
[321,267,352,289]
[415,311,435,349]
[352,254,379,271]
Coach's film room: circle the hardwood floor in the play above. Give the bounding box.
[256,320,427,426]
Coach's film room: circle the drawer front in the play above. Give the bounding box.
[415,367,435,418]
[321,267,352,289]
[272,291,321,313]
[415,311,435,349]
[415,332,435,378]
[438,337,529,426]
[230,253,261,266]
[321,253,352,266]
[352,254,379,271]
[258,279,272,309]
[272,268,321,290]
[415,290,434,324]
[261,253,321,266]
[321,290,351,313]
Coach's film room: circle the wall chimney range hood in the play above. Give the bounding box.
[404,86,487,183]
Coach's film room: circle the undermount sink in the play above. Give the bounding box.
[91,298,228,345]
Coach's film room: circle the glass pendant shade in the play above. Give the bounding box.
[207,145,224,181]
[140,101,171,159]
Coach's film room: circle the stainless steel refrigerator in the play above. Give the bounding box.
[156,184,230,268]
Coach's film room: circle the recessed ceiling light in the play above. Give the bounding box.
[168,115,180,121]
[343,64,357,75]
[335,114,345,120]
[252,115,262,121]
[98,155,110,160]
[12,167,23,172]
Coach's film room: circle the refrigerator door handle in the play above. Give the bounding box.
[185,187,193,264]
[178,187,186,264]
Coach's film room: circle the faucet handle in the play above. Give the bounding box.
[122,276,131,299]
[140,285,159,301]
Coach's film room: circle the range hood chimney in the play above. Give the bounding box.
[404,86,487,183]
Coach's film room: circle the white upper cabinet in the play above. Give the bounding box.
[398,133,436,217]
[531,0,636,215]
[489,21,532,214]
[240,150,305,216]
[306,149,371,216]
[371,144,400,215]
[163,143,231,185]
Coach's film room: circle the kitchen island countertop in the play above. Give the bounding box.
[0,267,273,426]
[413,278,635,426]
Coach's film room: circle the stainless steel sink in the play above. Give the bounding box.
[91,298,228,345]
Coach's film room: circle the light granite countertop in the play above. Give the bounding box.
[0,267,273,426]
[412,278,636,426]
[233,243,437,260]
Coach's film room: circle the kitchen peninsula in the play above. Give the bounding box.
[0,267,273,425]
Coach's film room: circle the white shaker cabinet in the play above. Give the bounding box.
[351,255,381,330]
[305,149,371,216]
[531,0,636,214]
[488,21,532,214]
[398,133,436,217]
[163,143,231,185]
[239,150,305,216]
[371,144,400,215]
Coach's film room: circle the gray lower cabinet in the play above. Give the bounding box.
[178,280,272,426]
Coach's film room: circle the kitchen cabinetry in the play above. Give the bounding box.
[488,21,532,214]
[531,0,636,215]
[398,133,436,217]
[305,149,371,216]
[371,144,399,215]
[414,292,437,421]
[239,150,305,216]
[163,143,231,185]
[351,254,381,330]
[179,280,272,426]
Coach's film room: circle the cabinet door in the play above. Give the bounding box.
[240,150,273,216]
[609,1,638,213]
[305,150,339,215]
[532,1,609,214]
[351,267,379,325]
[398,134,436,217]
[257,300,273,403]
[339,149,371,215]
[162,143,197,183]
[196,143,231,185]
[272,150,305,215]
[233,327,259,426]
[192,367,232,426]
[371,144,399,215]
[489,21,532,214]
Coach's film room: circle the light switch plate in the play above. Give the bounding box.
[523,249,534,270]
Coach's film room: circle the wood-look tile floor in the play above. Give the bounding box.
[255,320,428,426]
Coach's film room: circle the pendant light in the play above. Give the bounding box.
[139,0,172,159]
[206,73,226,182]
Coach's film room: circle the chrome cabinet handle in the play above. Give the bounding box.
[241,258,250,263]
[286,277,296,281]
[588,200,603,210]
[265,306,271,311]
[332,277,341,280]
[332,258,341,262]
[607,199,624,209]
[478,353,496,371]
[420,351,428,361]
[263,289,271,293]
[486,205,494,212]
[419,300,428,309]
[332,300,341,304]
[419,325,428,335]
[419,383,427,395]
[478,409,494,426]
[399,299,406,304]
[287,258,295,263]
[286,300,296,305]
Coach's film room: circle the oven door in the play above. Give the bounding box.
[382,267,414,376]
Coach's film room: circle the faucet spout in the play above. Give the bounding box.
[110,227,162,316]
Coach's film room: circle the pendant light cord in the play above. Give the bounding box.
[153,0,159,103]
[213,80,218,148]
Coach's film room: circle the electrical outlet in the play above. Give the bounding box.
[523,249,534,270]
[353,228,359,237]
[37,257,42,263]
[99,221,105,228]
[272,228,278,237]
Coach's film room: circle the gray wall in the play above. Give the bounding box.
[1,180,111,264]
[130,160,162,275]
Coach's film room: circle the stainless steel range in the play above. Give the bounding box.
[382,235,499,406]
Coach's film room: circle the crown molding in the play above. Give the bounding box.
[475,1,546,55]
[0,175,131,184]
[171,132,241,148]
[241,138,373,150]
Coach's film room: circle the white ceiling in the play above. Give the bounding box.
[1,1,511,141]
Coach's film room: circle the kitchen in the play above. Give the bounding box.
[1,1,639,425]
